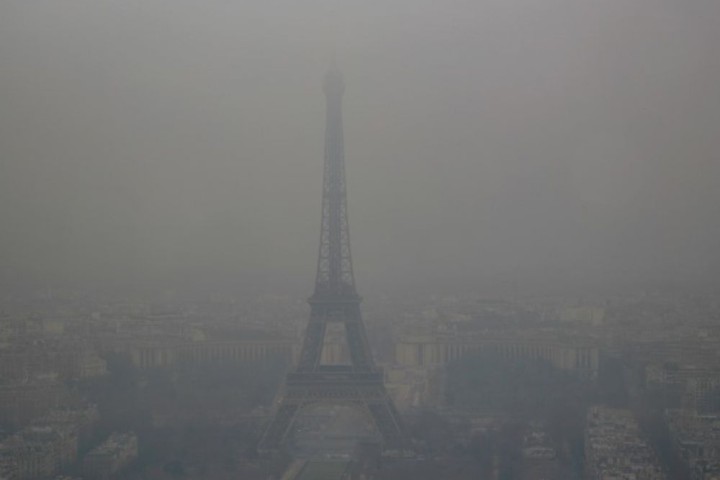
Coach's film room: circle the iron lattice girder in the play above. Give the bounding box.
[258,68,409,454]
[295,298,375,372]
[315,67,355,297]
[260,380,407,451]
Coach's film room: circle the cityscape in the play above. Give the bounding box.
[3,271,720,478]
[2,1,720,479]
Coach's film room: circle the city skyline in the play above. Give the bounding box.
[1,3,720,478]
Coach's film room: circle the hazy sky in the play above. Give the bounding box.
[1,1,719,294]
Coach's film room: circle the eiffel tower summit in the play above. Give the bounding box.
[258,66,410,454]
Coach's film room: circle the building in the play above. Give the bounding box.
[585,406,666,480]
[33,405,100,451]
[83,432,138,479]
[0,425,78,480]
[666,410,720,480]
[128,339,296,369]
[0,379,64,428]
[395,335,599,377]
[0,345,106,381]
[645,364,720,413]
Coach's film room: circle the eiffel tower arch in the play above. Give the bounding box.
[258,67,410,454]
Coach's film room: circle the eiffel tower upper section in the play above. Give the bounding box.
[294,66,375,373]
[257,68,410,453]
[312,65,358,303]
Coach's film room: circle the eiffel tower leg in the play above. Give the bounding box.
[344,319,373,368]
[297,320,326,370]
[258,400,300,453]
[367,396,409,451]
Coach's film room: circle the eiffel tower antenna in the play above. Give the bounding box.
[258,67,410,454]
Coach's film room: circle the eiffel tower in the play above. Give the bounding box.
[258,67,410,454]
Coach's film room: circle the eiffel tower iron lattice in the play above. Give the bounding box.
[258,68,410,454]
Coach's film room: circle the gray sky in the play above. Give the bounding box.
[1,0,719,294]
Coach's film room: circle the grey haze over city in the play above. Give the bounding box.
[1,0,719,296]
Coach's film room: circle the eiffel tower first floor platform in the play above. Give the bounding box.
[257,366,411,455]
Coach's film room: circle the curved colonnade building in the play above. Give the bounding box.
[129,339,297,369]
[127,334,598,379]
[395,335,599,377]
